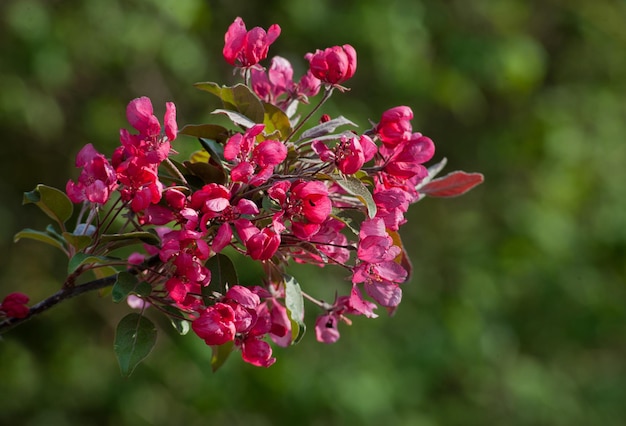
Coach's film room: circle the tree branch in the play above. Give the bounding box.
[0,275,118,334]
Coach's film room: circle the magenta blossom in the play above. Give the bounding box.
[312,134,376,174]
[223,124,287,185]
[119,97,177,165]
[306,44,357,85]
[223,17,281,68]
[0,292,29,319]
[376,106,413,146]
[66,143,118,205]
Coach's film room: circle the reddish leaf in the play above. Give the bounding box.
[419,171,484,198]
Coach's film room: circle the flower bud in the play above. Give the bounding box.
[305,44,357,85]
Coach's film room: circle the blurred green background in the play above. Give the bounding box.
[1,0,625,424]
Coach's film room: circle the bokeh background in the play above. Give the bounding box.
[1,0,625,425]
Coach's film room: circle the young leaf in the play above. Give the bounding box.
[68,253,118,275]
[211,340,234,372]
[195,83,265,123]
[62,232,92,251]
[204,254,238,302]
[419,171,485,198]
[23,184,73,225]
[114,313,157,377]
[199,138,226,165]
[112,271,152,303]
[14,228,67,252]
[299,116,357,140]
[263,103,292,140]
[333,175,377,218]
[284,274,306,344]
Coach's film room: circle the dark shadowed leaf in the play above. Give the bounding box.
[179,124,230,143]
[204,253,238,302]
[419,171,484,197]
[112,271,152,303]
[67,253,119,275]
[114,313,157,377]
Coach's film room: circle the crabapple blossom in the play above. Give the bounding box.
[306,44,357,85]
[223,17,281,68]
[0,293,29,319]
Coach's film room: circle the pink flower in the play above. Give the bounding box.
[251,56,321,108]
[240,336,276,367]
[315,313,341,344]
[119,97,177,165]
[223,17,281,68]
[116,157,163,212]
[312,134,376,174]
[66,144,118,204]
[223,124,287,185]
[376,106,413,146]
[192,303,237,346]
[0,292,29,319]
[305,44,357,85]
[234,219,281,261]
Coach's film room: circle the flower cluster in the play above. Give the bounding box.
[8,17,483,374]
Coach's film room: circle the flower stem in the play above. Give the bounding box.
[286,86,334,142]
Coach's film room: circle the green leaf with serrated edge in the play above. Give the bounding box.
[114,313,157,377]
[67,253,118,275]
[23,184,74,225]
[211,340,234,372]
[100,231,160,246]
[112,271,152,303]
[333,175,377,218]
[284,275,306,344]
[203,254,238,303]
[179,124,230,143]
[211,109,255,129]
[162,305,190,335]
[62,232,92,251]
[299,116,357,140]
[263,102,292,140]
[14,228,66,252]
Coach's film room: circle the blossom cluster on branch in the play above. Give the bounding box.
[4,17,483,375]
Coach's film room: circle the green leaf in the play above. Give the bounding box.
[204,254,238,303]
[160,305,190,335]
[211,340,234,372]
[179,124,230,143]
[263,103,292,140]
[114,313,157,377]
[23,184,73,225]
[112,271,152,303]
[68,253,118,275]
[183,160,227,185]
[195,83,265,124]
[100,231,160,246]
[212,108,256,129]
[299,116,357,140]
[333,175,377,218]
[62,232,92,251]
[199,138,226,165]
[14,228,66,252]
[284,274,306,344]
